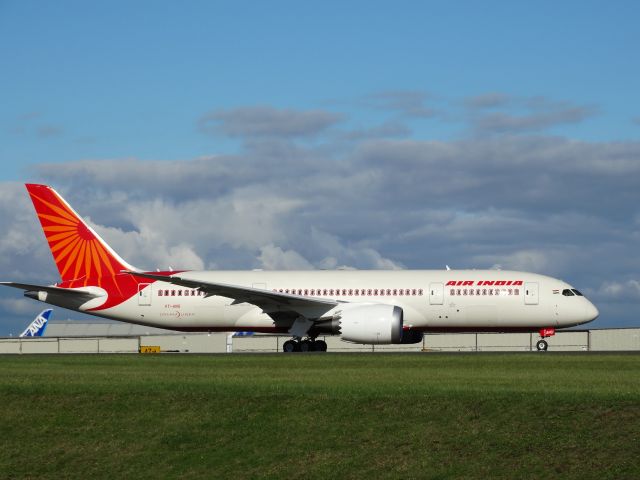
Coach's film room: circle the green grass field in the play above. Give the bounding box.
[0,353,638,480]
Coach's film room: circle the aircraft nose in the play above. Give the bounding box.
[585,301,599,322]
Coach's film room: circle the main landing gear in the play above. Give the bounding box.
[282,338,328,353]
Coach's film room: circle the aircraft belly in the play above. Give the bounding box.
[462,305,498,326]
[426,302,542,328]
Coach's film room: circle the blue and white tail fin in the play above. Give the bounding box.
[19,309,53,337]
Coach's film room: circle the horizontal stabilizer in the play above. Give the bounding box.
[0,282,101,301]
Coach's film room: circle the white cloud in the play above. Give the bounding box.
[597,280,640,301]
[257,244,314,270]
[0,298,39,315]
[1,100,639,331]
[472,249,565,275]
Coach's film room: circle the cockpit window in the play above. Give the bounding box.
[571,289,583,296]
[562,289,574,296]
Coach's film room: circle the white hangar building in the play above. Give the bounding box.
[0,319,639,354]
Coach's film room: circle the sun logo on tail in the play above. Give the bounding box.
[26,184,130,289]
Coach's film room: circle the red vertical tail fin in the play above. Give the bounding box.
[26,184,136,287]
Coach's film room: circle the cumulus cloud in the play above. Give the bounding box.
[472,249,567,275]
[0,298,40,315]
[24,136,636,279]
[596,280,640,301]
[307,228,404,270]
[198,106,343,138]
[352,136,640,218]
[257,244,315,270]
[2,98,639,332]
[89,221,205,271]
[0,183,56,282]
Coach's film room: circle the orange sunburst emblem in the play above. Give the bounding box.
[26,184,127,289]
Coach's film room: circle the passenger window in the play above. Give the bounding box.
[562,289,574,296]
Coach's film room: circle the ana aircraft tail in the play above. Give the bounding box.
[26,184,136,288]
[19,309,53,337]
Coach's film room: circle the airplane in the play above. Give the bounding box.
[19,308,53,337]
[232,331,254,337]
[1,184,599,352]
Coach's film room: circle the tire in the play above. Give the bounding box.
[300,339,313,352]
[536,339,548,351]
[314,340,327,352]
[283,340,297,353]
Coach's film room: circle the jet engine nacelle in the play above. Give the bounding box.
[338,304,403,344]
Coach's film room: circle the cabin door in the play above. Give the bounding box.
[429,283,444,305]
[138,284,152,306]
[524,282,539,305]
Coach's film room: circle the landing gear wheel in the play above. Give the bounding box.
[314,340,327,352]
[536,339,548,352]
[300,339,314,352]
[283,340,298,353]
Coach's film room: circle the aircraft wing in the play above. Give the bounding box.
[125,271,339,319]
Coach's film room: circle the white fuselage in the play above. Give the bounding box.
[14,184,599,343]
[86,269,599,333]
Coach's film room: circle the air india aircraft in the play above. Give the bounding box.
[1,184,599,352]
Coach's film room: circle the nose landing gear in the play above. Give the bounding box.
[536,327,555,351]
[282,337,328,353]
[536,339,548,351]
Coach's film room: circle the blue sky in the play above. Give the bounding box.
[0,1,639,334]
[2,0,638,174]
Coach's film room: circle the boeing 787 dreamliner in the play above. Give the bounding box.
[1,184,598,351]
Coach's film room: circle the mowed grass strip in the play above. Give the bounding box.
[0,353,638,480]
